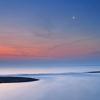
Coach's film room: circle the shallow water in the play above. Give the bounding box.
[0,73,100,100]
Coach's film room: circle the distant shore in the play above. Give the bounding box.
[86,71,100,73]
[0,76,39,83]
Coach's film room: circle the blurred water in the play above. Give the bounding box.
[0,72,100,100]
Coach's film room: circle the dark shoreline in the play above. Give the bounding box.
[86,71,100,73]
[0,76,39,83]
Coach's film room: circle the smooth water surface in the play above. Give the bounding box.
[0,72,100,100]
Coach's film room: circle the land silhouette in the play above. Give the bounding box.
[0,76,39,83]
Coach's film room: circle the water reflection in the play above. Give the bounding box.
[0,73,100,100]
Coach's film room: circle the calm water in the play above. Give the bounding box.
[0,72,100,100]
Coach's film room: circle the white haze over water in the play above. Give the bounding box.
[0,66,100,75]
[0,71,100,100]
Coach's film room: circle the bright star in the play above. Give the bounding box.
[72,16,76,20]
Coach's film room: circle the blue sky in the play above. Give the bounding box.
[0,0,100,66]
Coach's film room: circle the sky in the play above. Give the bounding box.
[0,0,100,66]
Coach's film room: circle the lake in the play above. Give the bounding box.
[0,71,100,100]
